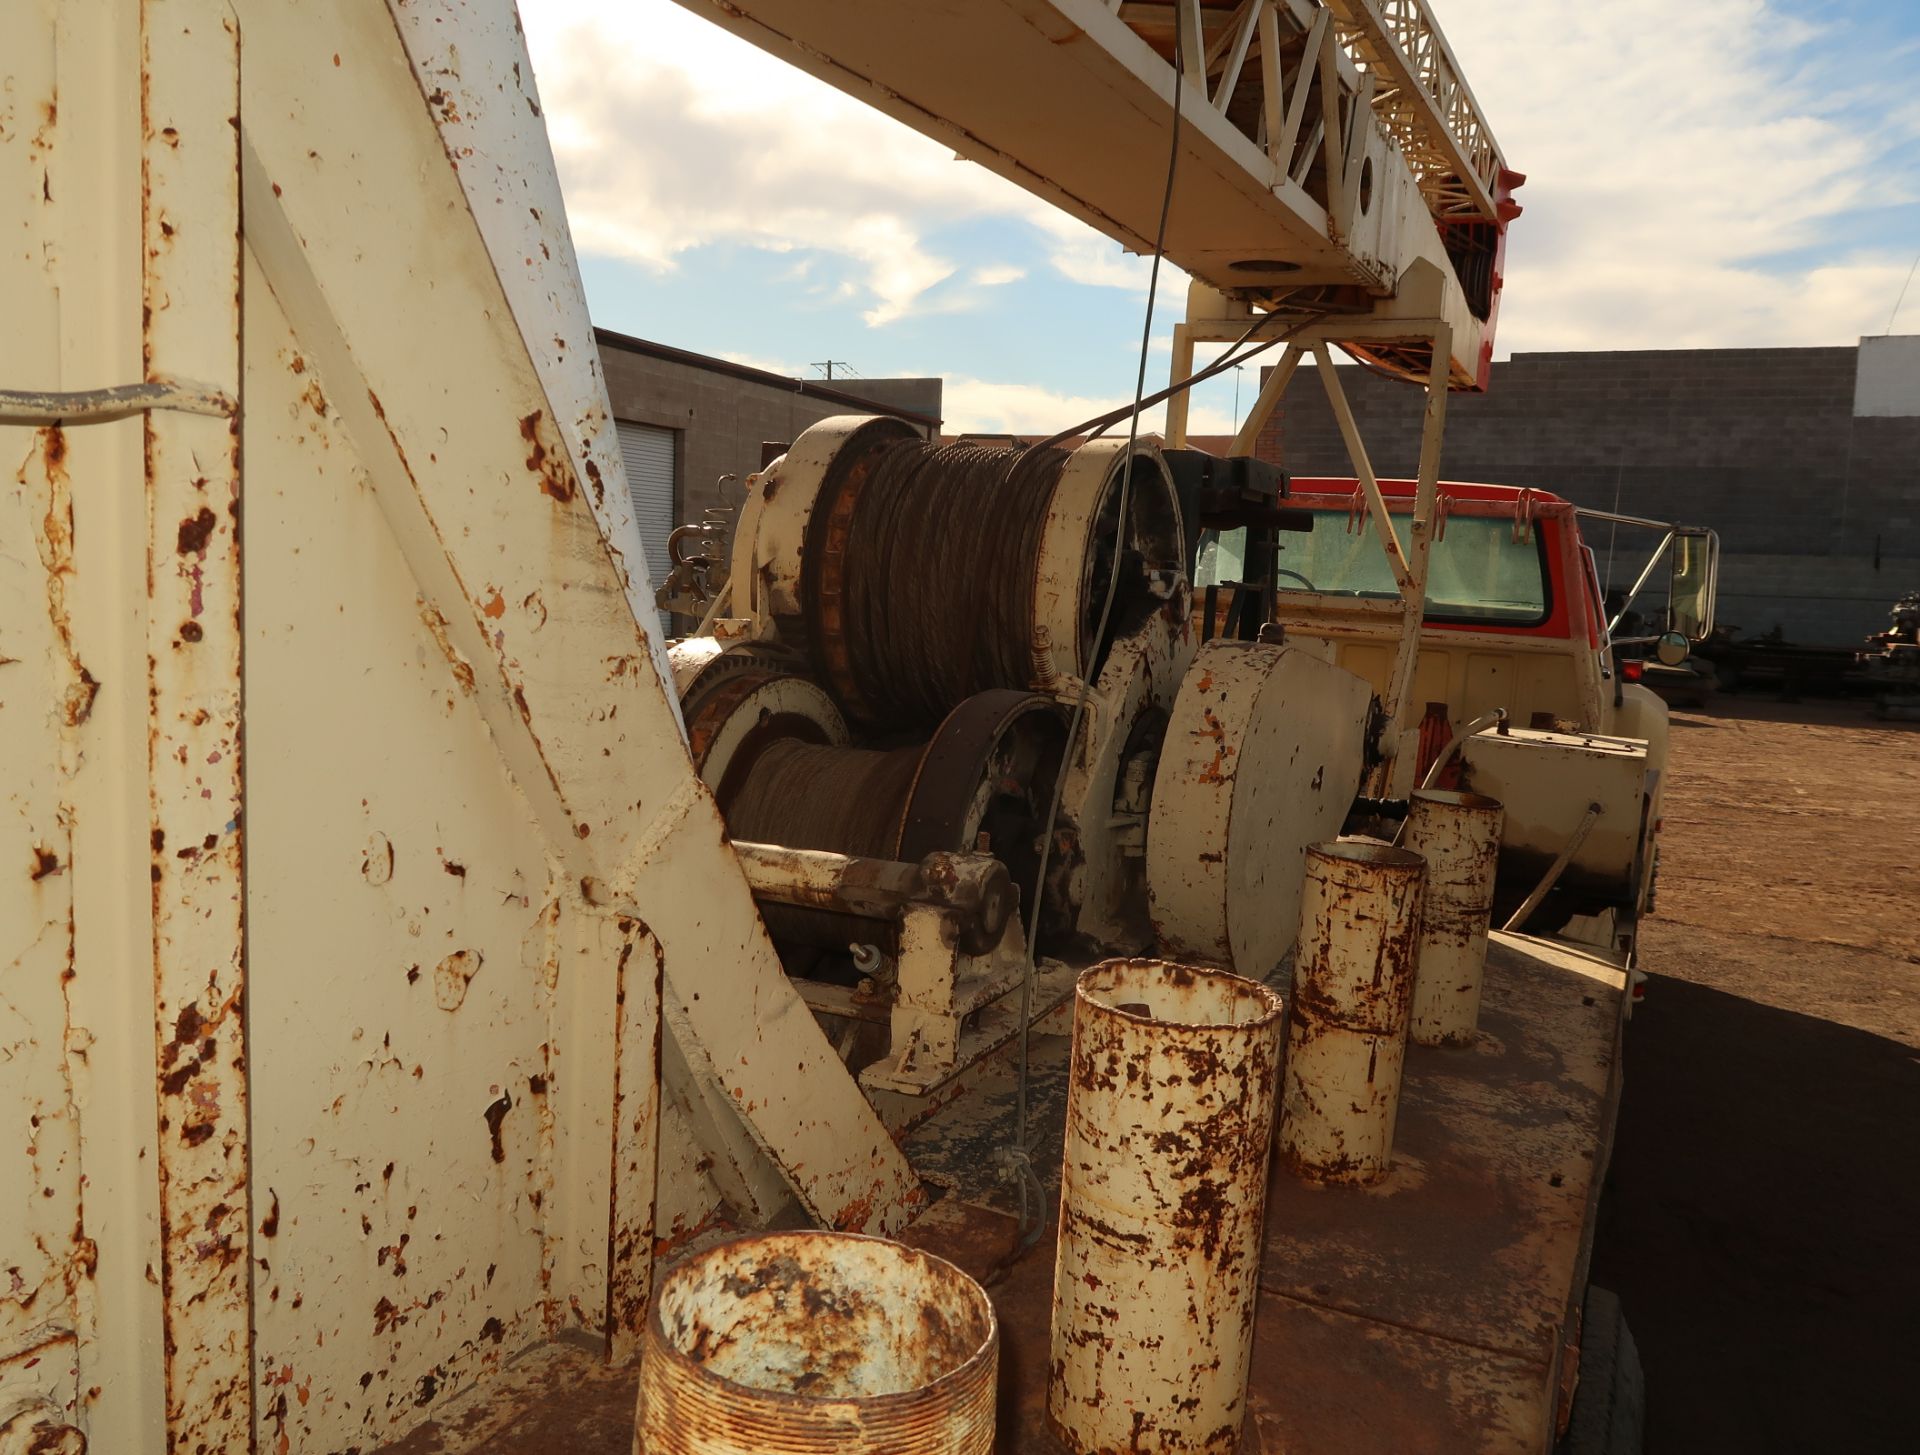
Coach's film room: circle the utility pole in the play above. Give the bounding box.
[810,360,852,381]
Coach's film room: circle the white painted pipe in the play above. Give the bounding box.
[1049,958,1284,1455]
[1278,840,1426,1185]
[1402,790,1504,1046]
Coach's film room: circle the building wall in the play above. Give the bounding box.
[1263,344,1920,646]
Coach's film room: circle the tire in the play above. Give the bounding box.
[1556,1287,1645,1455]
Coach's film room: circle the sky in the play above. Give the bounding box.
[520,0,1920,436]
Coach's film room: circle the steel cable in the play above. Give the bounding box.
[725,739,924,858]
[998,16,1191,1256]
[832,440,1070,729]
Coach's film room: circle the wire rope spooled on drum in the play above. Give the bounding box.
[807,440,1063,730]
[798,436,1184,733]
[725,738,926,863]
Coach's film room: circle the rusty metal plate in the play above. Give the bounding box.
[1261,933,1625,1377]
[894,933,1624,1455]
[1243,1295,1552,1454]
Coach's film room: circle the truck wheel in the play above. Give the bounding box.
[1556,1287,1644,1455]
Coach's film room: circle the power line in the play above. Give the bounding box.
[1885,246,1920,336]
[809,360,853,381]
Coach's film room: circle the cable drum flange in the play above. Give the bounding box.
[1146,640,1374,978]
[682,664,850,808]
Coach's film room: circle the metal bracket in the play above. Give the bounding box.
[0,379,236,427]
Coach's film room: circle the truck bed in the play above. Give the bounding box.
[384,933,1627,1454]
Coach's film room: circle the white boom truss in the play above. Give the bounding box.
[675,0,1519,387]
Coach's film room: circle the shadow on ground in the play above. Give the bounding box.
[1591,975,1920,1453]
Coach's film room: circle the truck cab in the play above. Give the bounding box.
[1196,475,1686,947]
[1202,477,1675,739]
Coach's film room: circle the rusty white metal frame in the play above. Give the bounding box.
[141,8,252,1450]
[7,2,928,1451]
[233,0,921,1239]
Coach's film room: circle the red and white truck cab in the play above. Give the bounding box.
[1268,477,1671,744]
[1195,475,1706,950]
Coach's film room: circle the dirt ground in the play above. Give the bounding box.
[1588,693,1920,1452]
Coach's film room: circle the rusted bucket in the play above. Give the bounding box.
[637,1231,996,1454]
[1278,840,1425,1185]
[1049,957,1285,1455]
[1402,789,1504,1046]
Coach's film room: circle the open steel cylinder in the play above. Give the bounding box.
[1402,789,1505,1046]
[638,1232,997,1454]
[1278,840,1426,1185]
[1049,958,1284,1455]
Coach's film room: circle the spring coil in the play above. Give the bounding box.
[810,441,1069,729]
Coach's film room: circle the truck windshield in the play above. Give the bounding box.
[1198,511,1551,627]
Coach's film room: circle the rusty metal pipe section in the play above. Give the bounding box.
[732,842,1017,956]
[1278,841,1426,1185]
[1401,790,1504,1046]
[1049,958,1284,1455]
[638,1231,997,1453]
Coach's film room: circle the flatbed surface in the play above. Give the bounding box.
[899,931,1627,1453]
[385,934,1626,1454]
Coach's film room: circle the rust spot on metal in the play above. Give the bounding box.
[482,1092,512,1162]
[178,621,203,643]
[29,846,62,881]
[260,1191,279,1237]
[434,950,481,1011]
[604,653,647,680]
[519,409,574,503]
[416,600,477,695]
[42,423,67,477]
[480,587,506,620]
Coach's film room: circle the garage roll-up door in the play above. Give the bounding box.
[614,419,677,637]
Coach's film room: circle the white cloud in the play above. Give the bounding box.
[939,375,1232,439]
[528,0,1919,356]
[970,263,1027,287]
[716,350,808,379]
[1440,0,1920,351]
[522,0,1135,326]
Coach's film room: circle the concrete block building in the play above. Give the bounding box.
[1261,337,1920,645]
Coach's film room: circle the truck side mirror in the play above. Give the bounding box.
[1666,528,1718,641]
[1654,631,1690,667]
